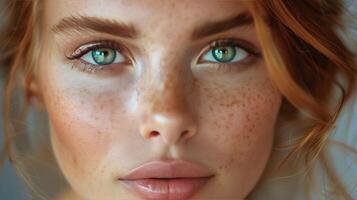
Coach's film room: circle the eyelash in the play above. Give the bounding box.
[201,39,261,73]
[66,39,261,74]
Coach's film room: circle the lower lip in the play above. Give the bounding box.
[120,177,212,200]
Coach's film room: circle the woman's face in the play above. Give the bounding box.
[37,0,282,199]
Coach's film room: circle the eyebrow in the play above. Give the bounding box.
[52,15,138,38]
[191,11,254,40]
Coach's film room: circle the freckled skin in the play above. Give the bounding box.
[37,0,283,199]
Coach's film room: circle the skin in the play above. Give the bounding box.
[34,0,283,199]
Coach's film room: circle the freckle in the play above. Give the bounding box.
[229,112,234,118]
[99,101,105,110]
[246,114,251,122]
[72,157,78,166]
[214,120,221,128]
[213,133,220,141]
[91,114,99,121]
[208,104,214,112]
[227,156,235,167]
[192,77,199,89]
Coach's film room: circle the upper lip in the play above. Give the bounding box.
[119,160,214,180]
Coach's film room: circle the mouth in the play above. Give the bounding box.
[118,160,214,200]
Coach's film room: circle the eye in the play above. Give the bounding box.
[197,39,261,68]
[81,47,126,65]
[202,45,248,63]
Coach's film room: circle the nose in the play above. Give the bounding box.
[138,67,197,145]
[140,111,197,145]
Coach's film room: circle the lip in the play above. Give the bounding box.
[118,160,214,200]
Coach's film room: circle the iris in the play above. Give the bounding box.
[212,46,236,63]
[91,48,117,65]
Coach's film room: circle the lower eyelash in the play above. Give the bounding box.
[215,64,233,73]
[71,59,113,74]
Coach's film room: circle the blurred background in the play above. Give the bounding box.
[0,0,356,200]
[0,0,28,198]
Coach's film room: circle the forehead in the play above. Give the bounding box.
[44,0,249,31]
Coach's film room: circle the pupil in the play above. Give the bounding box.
[219,49,227,54]
[213,46,235,63]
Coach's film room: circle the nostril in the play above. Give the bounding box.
[149,130,160,138]
[181,130,189,138]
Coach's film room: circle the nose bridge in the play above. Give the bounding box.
[138,53,197,145]
[153,62,186,113]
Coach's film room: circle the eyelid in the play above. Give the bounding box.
[65,40,127,60]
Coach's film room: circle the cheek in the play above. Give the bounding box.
[43,85,127,181]
[37,47,136,183]
[198,77,281,180]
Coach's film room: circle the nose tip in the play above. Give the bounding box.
[139,112,197,145]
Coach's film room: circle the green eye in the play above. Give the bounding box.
[212,46,236,63]
[91,48,117,65]
[201,44,249,64]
